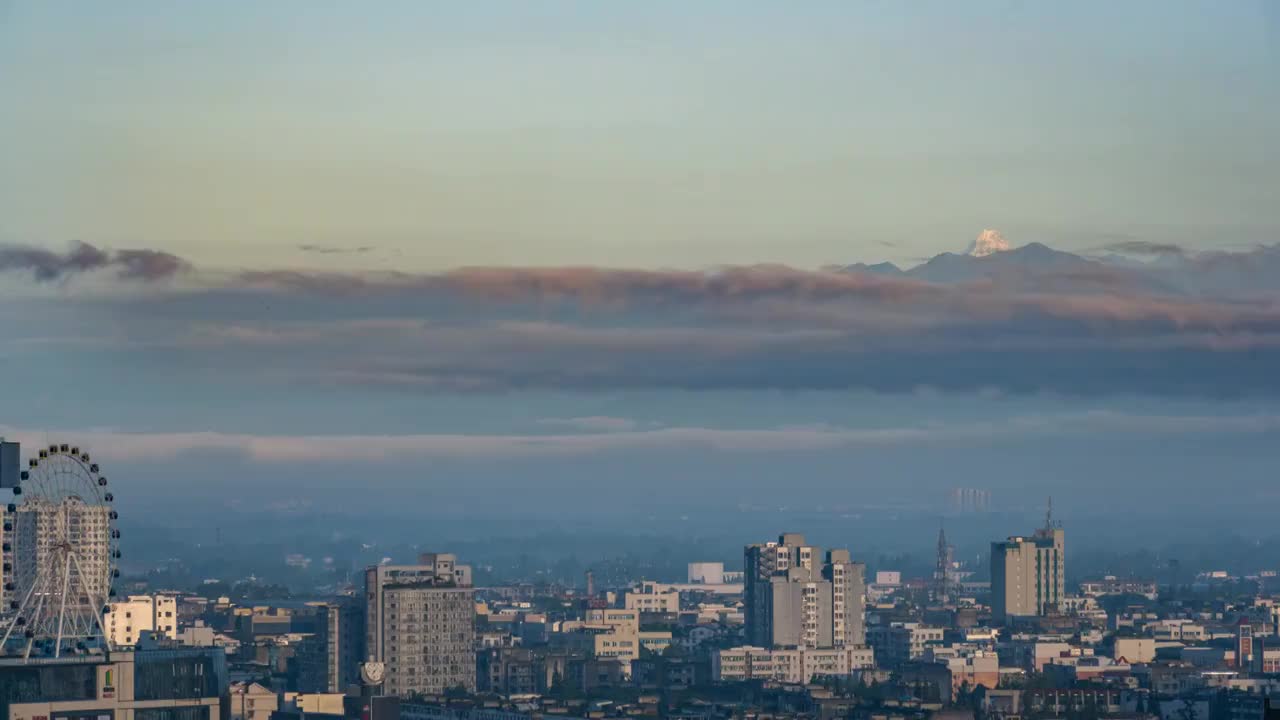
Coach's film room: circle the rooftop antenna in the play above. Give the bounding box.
[1044,496,1054,531]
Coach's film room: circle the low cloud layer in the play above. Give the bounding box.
[4,412,1275,464]
[536,416,643,433]
[1099,240,1187,256]
[297,244,375,255]
[0,242,188,282]
[8,239,1280,398]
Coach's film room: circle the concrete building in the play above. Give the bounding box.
[991,518,1065,622]
[743,533,865,649]
[280,693,346,717]
[825,549,866,649]
[1113,637,1157,664]
[10,498,113,625]
[477,647,580,695]
[875,571,901,586]
[0,441,15,610]
[365,553,476,697]
[1003,639,1083,672]
[712,645,875,684]
[625,581,680,614]
[556,608,671,676]
[297,598,364,693]
[926,648,1000,693]
[229,682,277,720]
[0,647,227,720]
[105,595,179,647]
[177,621,218,647]
[0,440,18,490]
[867,623,946,667]
[948,488,991,514]
[631,580,743,596]
[688,562,725,585]
[1079,577,1158,599]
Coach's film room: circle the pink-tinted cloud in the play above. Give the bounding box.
[10,240,1280,396]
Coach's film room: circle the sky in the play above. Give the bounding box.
[2,1,1278,269]
[2,2,1280,549]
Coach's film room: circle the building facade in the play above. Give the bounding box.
[624,582,679,614]
[712,645,875,684]
[297,598,364,693]
[229,682,277,720]
[867,623,946,667]
[687,563,725,585]
[365,553,477,696]
[0,648,227,720]
[991,526,1065,622]
[743,534,866,649]
[105,595,179,647]
[10,498,113,622]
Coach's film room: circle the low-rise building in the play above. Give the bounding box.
[625,581,680,614]
[104,594,179,647]
[556,608,668,676]
[926,648,1000,693]
[867,623,946,667]
[711,645,874,684]
[230,681,277,720]
[0,648,227,720]
[1114,637,1158,664]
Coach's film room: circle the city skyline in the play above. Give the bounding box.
[4,3,1280,716]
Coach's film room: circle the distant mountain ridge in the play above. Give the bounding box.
[834,238,1280,297]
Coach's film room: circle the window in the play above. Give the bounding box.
[136,708,208,720]
[134,654,222,701]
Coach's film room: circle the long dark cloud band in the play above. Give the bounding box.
[6,240,1280,397]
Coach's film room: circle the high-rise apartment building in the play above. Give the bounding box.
[948,488,991,513]
[10,497,113,618]
[365,553,476,696]
[824,548,866,648]
[743,533,865,649]
[991,510,1065,622]
[0,440,18,489]
[297,598,365,693]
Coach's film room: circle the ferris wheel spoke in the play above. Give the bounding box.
[22,572,50,660]
[54,551,72,658]
[70,550,111,650]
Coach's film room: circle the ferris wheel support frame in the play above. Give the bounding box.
[1,444,119,659]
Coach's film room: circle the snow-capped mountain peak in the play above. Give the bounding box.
[967,229,1011,257]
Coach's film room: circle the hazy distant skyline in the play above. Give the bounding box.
[3,1,1278,270]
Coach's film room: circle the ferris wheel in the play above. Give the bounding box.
[1,444,120,659]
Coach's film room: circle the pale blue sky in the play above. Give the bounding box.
[2,1,1277,270]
